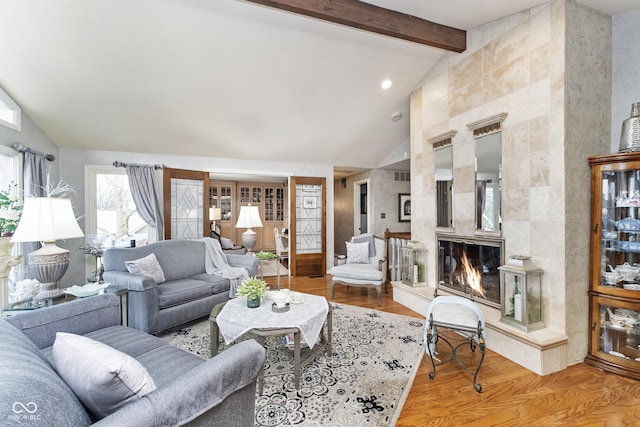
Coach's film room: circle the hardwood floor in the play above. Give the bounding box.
[265,274,640,426]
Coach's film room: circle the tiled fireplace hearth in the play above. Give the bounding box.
[392,235,568,376]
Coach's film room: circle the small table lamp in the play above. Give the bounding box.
[209,207,222,233]
[235,204,262,252]
[11,197,84,300]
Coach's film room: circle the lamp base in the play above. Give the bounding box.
[33,284,65,300]
[29,242,70,301]
[242,229,258,253]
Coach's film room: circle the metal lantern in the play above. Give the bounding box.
[499,255,544,331]
[401,241,427,286]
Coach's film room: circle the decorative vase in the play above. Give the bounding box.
[247,296,261,308]
[0,236,13,256]
[619,102,640,152]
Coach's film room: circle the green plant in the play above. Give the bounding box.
[256,251,277,260]
[0,183,22,237]
[238,277,269,300]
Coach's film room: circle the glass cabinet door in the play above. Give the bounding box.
[591,295,640,369]
[600,169,640,291]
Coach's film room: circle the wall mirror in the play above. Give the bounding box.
[430,130,456,229]
[467,113,507,233]
[475,132,501,231]
[435,145,453,228]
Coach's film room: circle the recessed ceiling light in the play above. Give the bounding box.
[381,79,393,90]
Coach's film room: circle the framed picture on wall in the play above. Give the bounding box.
[398,193,411,222]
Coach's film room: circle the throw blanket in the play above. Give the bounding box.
[201,237,249,297]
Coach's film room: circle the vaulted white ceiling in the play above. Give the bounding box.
[0,0,637,172]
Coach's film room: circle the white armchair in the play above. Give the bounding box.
[330,235,387,305]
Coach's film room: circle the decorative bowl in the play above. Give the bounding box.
[272,302,290,313]
[271,290,290,307]
[603,272,623,285]
[623,284,640,291]
[615,216,640,231]
[602,231,617,240]
[64,282,109,298]
[615,262,640,281]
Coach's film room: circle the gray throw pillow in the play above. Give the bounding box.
[125,253,166,283]
[52,332,157,419]
[220,237,235,249]
[352,233,376,257]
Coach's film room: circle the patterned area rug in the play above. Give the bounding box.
[160,303,424,426]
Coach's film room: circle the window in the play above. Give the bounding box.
[0,87,21,131]
[85,166,147,245]
[1,145,22,295]
[0,146,21,192]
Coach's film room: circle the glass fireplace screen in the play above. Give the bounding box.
[437,235,504,308]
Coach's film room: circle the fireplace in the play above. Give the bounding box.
[436,235,504,308]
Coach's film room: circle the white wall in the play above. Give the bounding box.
[60,148,335,285]
[612,9,640,151]
[0,107,60,183]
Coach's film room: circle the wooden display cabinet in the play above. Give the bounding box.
[587,152,640,380]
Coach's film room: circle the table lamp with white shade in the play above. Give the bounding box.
[10,197,84,300]
[209,207,222,233]
[235,204,262,252]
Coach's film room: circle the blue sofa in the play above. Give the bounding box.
[0,294,265,426]
[103,239,258,334]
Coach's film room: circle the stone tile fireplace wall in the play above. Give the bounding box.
[407,0,611,371]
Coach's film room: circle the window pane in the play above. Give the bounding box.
[96,173,146,245]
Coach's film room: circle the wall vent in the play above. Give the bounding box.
[394,171,411,182]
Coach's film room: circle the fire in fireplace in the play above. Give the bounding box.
[436,235,504,308]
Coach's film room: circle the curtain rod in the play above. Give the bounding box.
[11,142,55,161]
[113,161,164,170]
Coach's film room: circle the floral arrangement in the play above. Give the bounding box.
[0,183,22,237]
[238,277,269,300]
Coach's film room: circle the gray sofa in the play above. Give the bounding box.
[103,239,259,334]
[0,294,265,426]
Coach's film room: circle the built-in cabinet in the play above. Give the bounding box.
[209,181,287,252]
[587,152,640,380]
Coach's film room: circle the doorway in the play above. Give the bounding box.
[289,176,326,276]
[354,178,370,236]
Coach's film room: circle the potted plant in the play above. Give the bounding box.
[238,277,269,308]
[0,183,21,255]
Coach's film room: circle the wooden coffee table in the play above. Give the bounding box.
[209,292,332,393]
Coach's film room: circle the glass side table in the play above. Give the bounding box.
[2,285,129,326]
[258,256,287,290]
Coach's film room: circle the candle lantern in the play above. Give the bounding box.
[499,255,544,331]
[401,241,427,286]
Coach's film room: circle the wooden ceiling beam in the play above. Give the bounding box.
[243,0,466,52]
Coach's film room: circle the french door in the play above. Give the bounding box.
[289,176,326,276]
[163,168,210,240]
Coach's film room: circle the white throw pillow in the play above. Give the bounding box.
[220,237,235,249]
[346,241,370,264]
[352,233,376,257]
[52,332,157,419]
[125,253,166,283]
